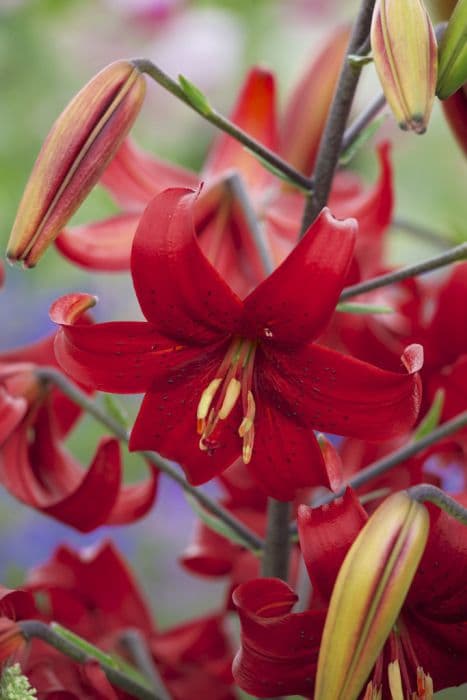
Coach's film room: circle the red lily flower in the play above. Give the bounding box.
[0,334,158,532]
[233,488,467,698]
[51,188,422,500]
[3,541,237,700]
[55,29,393,293]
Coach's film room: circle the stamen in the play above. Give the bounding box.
[197,378,222,433]
[363,681,382,700]
[415,667,433,700]
[242,426,255,464]
[218,378,241,420]
[388,660,404,700]
[239,390,256,437]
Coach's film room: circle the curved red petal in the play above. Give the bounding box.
[260,342,423,440]
[442,86,467,157]
[129,343,241,484]
[0,387,28,446]
[131,188,243,342]
[51,293,194,393]
[232,578,325,698]
[0,586,37,619]
[281,27,350,174]
[298,488,367,601]
[429,261,467,364]
[101,137,198,209]
[55,213,140,271]
[249,392,330,501]
[243,208,356,345]
[203,68,278,189]
[105,460,159,525]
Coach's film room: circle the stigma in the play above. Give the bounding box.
[196,337,257,463]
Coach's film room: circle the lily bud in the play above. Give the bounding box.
[314,492,429,700]
[7,60,146,268]
[437,0,467,99]
[371,0,437,133]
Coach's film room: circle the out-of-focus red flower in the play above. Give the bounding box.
[55,29,393,294]
[2,541,237,700]
[51,188,422,501]
[0,334,158,532]
[442,86,467,156]
[233,488,467,698]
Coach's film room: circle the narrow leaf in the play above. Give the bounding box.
[413,389,445,441]
[178,75,212,116]
[336,301,394,314]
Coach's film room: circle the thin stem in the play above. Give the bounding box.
[120,630,172,700]
[19,621,158,700]
[35,367,264,553]
[300,0,377,234]
[392,216,453,250]
[225,172,275,276]
[340,92,386,152]
[339,242,467,300]
[309,409,467,510]
[132,59,313,193]
[261,500,292,579]
[408,484,467,525]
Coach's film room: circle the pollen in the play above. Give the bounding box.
[196,338,257,463]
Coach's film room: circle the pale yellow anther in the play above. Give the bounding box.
[388,660,404,700]
[239,391,256,437]
[197,378,222,422]
[242,429,254,464]
[416,667,433,700]
[363,681,382,700]
[218,378,241,420]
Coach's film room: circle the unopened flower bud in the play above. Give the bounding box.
[371,0,438,133]
[7,60,146,268]
[437,0,467,99]
[314,492,429,700]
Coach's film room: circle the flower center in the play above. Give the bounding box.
[196,337,257,463]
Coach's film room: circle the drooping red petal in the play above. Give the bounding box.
[0,586,37,619]
[298,488,367,602]
[203,68,278,190]
[129,341,242,484]
[260,341,423,440]
[281,27,350,174]
[101,137,198,209]
[131,188,243,343]
[233,578,325,698]
[248,391,330,501]
[429,261,467,365]
[55,213,140,271]
[51,293,199,393]
[242,208,356,345]
[0,386,27,446]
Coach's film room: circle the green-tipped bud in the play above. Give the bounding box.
[314,492,429,700]
[371,0,438,133]
[7,60,146,268]
[437,0,467,99]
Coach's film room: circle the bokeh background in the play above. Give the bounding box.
[1,0,466,629]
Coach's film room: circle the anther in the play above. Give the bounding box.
[218,378,241,420]
[197,378,221,433]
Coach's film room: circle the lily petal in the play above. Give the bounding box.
[55,213,140,271]
[233,578,325,698]
[51,293,197,393]
[243,208,356,345]
[203,68,278,189]
[131,188,243,343]
[260,342,423,440]
[101,137,198,209]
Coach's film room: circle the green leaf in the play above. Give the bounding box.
[185,494,262,555]
[102,394,130,430]
[336,302,394,315]
[347,53,373,68]
[434,684,467,699]
[413,389,445,441]
[178,75,212,116]
[244,150,312,193]
[339,116,385,166]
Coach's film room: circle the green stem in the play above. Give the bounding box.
[119,630,172,700]
[339,242,467,300]
[19,621,158,700]
[300,0,377,234]
[340,92,386,152]
[408,484,467,524]
[35,367,264,553]
[132,59,313,193]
